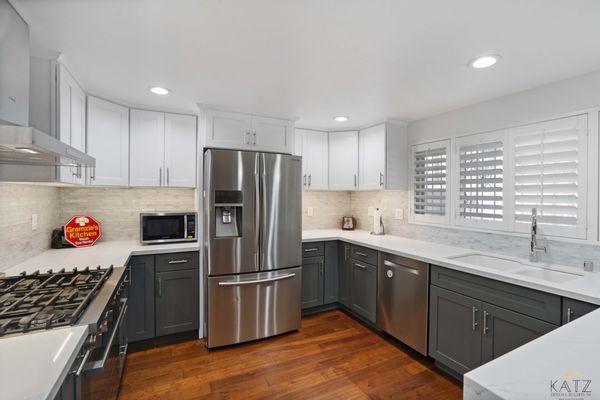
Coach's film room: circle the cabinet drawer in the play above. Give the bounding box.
[302,242,324,258]
[431,265,561,325]
[155,251,199,272]
[350,244,377,266]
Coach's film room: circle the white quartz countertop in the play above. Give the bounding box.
[0,325,89,400]
[5,240,199,276]
[303,229,600,400]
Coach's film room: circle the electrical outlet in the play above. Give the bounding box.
[306,207,314,217]
[367,207,374,216]
[31,213,38,230]
[394,208,404,220]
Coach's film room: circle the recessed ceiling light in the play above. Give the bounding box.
[469,55,501,69]
[149,86,170,95]
[333,116,349,122]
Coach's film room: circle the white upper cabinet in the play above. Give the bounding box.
[130,109,197,188]
[358,122,407,190]
[301,129,328,190]
[203,109,294,154]
[293,128,303,156]
[329,130,358,190]
[86,96,130,186]
[57,63,86,184]
[130,110,166,187]
[164,113,197,187]
[251,116,293,153]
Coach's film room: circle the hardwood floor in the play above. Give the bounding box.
[119,310,462,399]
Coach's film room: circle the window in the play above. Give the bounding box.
[511,115,588,238]
[411,140,450,224]
[455,130,507,230]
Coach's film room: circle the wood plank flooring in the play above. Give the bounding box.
[119,310,462,399]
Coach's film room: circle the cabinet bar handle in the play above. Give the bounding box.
[158,277,163,297]
[354,262,368,270]
[308,174,312,187]
[303,174,307,188]
[354,174,357,187]
[483,311,489,334]
[320,261,324,275]
[567,307,573,323]
[167,168,170,186]
[168,259,189,264]
[472,307,478,331]
[344,245,349,261]
[159,167,162,186]
[304,248,319,253]
[355,251,369,257]
[253,131,257,145]
[379,172,384,187]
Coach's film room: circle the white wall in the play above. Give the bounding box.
[408,69,600,144]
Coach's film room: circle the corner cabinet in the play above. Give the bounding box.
[130,110,197,187]
[329,131,358,190]
[203,109,294,154]
[86,96,130,186]
[358,122,408,190]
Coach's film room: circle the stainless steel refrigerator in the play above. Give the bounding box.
[203,148,302,348]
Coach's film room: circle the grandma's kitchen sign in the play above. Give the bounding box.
[64,215,102,247]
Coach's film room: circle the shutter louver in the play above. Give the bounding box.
[414,146,447,217]
[458,141,503,221]
[513,118,583,232]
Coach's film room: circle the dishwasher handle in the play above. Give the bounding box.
[383,259,421,275]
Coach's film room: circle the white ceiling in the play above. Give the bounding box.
[12,0,600,129]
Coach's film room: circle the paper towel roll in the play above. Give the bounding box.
[372,208,383,235]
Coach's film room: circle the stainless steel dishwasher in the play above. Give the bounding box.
[377,252,429,355]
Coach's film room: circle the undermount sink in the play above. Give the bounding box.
[515,268,582,283]
[449,253,524,271]
[449,252,584,283]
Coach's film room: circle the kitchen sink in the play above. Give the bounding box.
[450,252,584,283]
[515,268,582,283]
[449,253,524,271]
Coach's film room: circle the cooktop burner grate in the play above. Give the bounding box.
[0,266,113,336]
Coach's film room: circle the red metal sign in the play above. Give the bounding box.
[64,215,102,247]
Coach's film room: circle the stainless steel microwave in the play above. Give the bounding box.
[140,212,197,244]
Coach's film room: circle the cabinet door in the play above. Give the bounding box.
[562,298,598,324]
[293,128,303,156]
[86,96,129,186]
[204,109,252,150]
[130,109,165,187]
[252,116,293,154]
[164,113,197,187]
[323,241,338,304]
[359,124,386,190]
[349,260,377,323]
[126,255,155,342]
[155,269,199,336]
[482,302,557,363]
[302,130,328,190]
[301,256,324,309]
[329,131,358,190]
[337,242,351,307]
[429,285,482,375]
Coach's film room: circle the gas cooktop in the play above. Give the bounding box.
[0,266,113,336]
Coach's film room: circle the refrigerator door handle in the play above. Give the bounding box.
[217,273,296,286]
[260,153,268,268]
[254,153,261,270]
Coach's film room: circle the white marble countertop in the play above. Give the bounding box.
[0,325,89,400]
[4,240,199,276]
[303,229,600,400]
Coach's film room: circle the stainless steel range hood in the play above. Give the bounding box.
[0,125,95,167]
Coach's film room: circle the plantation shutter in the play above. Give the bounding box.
[413,141,450,223]
[458,138,504,223]
[513,115,587,238]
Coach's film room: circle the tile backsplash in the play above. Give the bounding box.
[59,187,196,241]
[302,190,351,230]
[0,184,60,271]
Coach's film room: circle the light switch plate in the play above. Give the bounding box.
[31,213,38,230]
[394,208,404,220]
[306,207,314,217]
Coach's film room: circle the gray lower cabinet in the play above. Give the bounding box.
[349,259,377,323]
[126,255,155,342]
[481,302,556,363]
[429,285,482,375]
[155,269,199,336]
[562,298,598,324]
[337,242,351,307]
[301,256,324,309]
[323,241,338,304]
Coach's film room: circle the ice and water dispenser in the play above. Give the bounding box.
[214,190,242,238]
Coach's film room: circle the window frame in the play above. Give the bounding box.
[409,139,451,225]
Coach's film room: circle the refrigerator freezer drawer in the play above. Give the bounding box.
[206,267,302,348]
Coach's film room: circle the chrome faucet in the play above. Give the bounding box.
[529,208,547,262]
